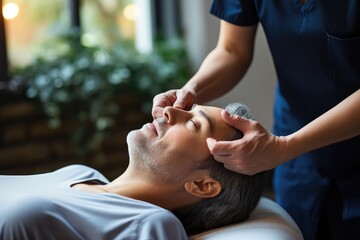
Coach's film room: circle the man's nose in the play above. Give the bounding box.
[163,106,187,125]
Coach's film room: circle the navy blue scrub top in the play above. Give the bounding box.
[211,0,360,238]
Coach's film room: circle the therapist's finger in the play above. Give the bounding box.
[223,163,258,176]
[206,138,237,156]
[173,89,196,110]
[152,90,178,118]
[221,110,253,134]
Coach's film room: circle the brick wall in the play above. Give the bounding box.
[0,94,151,181]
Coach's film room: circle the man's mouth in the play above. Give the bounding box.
[150,121,158,136]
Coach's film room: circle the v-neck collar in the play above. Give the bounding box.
[294,0,316,14]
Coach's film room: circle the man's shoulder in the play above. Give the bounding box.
[53,164,109,183]
[137,208,187,239]
[142,208,180,222]
[54,164,96,174]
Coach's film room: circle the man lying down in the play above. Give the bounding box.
[0,103,265,239]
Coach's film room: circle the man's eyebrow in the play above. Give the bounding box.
[198,109,213,130]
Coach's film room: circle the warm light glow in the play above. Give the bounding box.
[123,4,138,21]
[3,2,19,20]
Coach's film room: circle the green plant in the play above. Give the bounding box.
[10,32,190,154]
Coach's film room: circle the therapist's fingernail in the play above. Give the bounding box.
[206,138,216,147]
[222,110,231,117]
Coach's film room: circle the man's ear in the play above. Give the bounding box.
[184,176,222,198]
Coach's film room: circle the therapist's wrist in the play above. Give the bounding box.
[282,133,308,163]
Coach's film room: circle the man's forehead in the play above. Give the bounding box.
[192,104,221,113]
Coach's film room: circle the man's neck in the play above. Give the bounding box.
[111,171,200,210]
[73,169,198,210]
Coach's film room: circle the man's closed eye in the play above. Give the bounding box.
[190,119,200,130]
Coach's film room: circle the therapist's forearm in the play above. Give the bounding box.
[183,46,251,104]
[183,21,257,104]
[284,89,360,161]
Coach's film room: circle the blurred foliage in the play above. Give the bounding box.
[9,31,190,155]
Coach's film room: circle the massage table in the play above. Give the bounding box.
[190,197,304,240]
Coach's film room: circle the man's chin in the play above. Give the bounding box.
[126,129,142,144]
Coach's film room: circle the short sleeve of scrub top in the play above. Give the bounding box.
[210,0,258,26]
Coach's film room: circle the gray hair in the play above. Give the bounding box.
[172,103,266,235]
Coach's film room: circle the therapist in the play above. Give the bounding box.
[152,1,360,240]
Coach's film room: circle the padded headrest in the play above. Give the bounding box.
[190,197,304,240]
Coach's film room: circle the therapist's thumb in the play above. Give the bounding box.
[206,138,217,151]
[221,110,251,133]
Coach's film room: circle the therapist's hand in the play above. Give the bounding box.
[152,89,197,119]
[207,110,288,175]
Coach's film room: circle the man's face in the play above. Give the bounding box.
[126,105,234,183]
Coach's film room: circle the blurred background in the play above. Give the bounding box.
[0,0,276,191]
